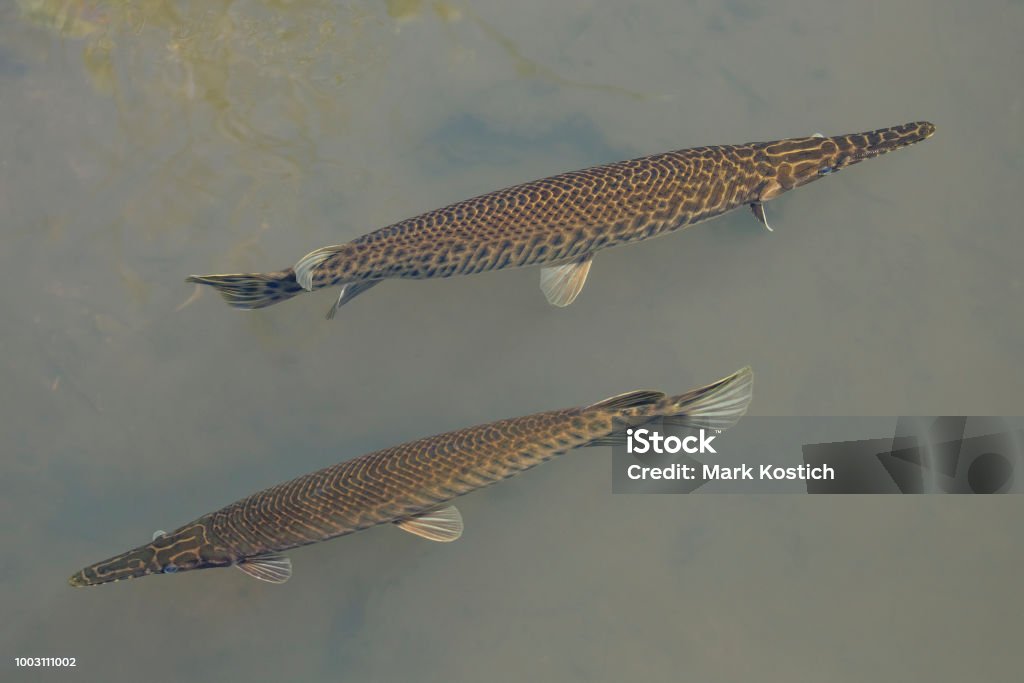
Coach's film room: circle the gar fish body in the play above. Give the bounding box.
[69,367,753,586]
[188,122,934,317]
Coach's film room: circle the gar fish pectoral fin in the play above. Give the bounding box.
[749,202,773,232]
[665,366,754,431]
[394,505,463,542]
[236,553,293,584]
[540,253,593,307]
[326,280,381,320]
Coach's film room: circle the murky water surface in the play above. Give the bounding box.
[2,1,1022,680]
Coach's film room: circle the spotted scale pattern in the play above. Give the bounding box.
[187,121,933,311]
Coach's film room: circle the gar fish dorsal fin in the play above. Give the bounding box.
[540,253,593,307]
[585,390,666,411]
[294,245,343,291]
[236,553,293,584]
[395,505,463,542]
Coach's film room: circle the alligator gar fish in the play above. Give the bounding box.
[69,366,752,586]
[187,121,934,318]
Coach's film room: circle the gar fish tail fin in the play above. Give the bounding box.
[660,366,753,431]
[186,269,305,310]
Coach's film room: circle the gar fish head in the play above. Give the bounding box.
[754,121,935,201]
[68,523,231,587]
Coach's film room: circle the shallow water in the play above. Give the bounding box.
[2,1,1022,680]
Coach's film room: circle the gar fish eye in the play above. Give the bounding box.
[818,166,834,175]
[163,564,178,574]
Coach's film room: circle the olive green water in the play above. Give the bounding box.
[2,1,1022,680]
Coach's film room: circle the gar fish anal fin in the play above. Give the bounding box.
[395,505,463,542]
[236,553,293,584]
[326,280,381,319]
[540,253,594,307]
[749,202,773,232]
